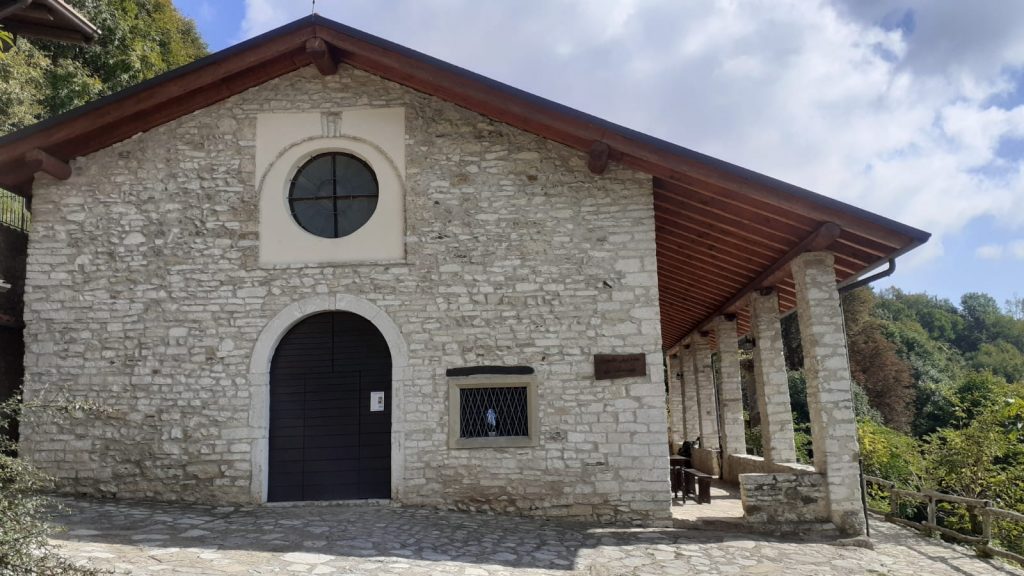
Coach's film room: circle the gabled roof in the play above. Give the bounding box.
[0,0,98,44]
[0,14,930,349]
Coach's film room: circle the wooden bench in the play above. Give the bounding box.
[683,468,712,504]
[669,456,689,498]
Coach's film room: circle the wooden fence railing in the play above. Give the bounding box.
[865,475,1024,566]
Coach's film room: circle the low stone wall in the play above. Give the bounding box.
[723,453,811,484]
[739,466,828,524]
[691,447,720,476]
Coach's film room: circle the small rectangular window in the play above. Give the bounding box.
[448,374,538,449]
[459,386,529,438]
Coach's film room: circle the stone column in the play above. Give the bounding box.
[749,289,797,463]
[681,345,700,441]
[691,334,719,450]
[713,316,746,458]
[666,352,686,449]
[792,251,866,536]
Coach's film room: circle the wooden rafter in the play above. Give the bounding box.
[691,222,841,334]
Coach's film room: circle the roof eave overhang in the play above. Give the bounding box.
[0,0,100,45]
[0,15,931,351]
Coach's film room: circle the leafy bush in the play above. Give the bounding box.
[858,419,923,488]
[794,423,813,465]
[0,396,105,575]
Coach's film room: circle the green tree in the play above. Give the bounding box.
[1005,294,1024,322]
[876,288,965,345]
[923,381,1024,554]
[972,341,1024,384]
[946,370,1009,426]
[843,288,917,431]
[0,0,206,135]
[858,419,923,488]
[0,42,48,134]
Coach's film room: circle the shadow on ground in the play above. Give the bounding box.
[50,497,807,572]
[49,497,1024,575]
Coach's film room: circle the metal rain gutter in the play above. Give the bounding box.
[838,259,896,295]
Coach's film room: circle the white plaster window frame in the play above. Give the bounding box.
[256,109,406,267]
[447,374,540,449]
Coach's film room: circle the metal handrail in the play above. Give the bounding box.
[0,189,29,232]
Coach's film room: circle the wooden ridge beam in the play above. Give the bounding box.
[306,37,338,76]
[759,222,842,287]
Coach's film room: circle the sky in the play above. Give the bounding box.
[173,0,1024,308]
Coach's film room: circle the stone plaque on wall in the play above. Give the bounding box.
[594,353,647,380]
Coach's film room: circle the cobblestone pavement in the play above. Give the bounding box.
[49,498,1023,575]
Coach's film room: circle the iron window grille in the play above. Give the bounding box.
[459,386,529,438]
[448,374,539,449]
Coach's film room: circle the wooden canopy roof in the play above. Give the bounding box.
[0,15,930,350]
[0,0,98,45]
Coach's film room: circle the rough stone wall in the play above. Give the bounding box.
[739,470,828,523]
[19,65,669,524]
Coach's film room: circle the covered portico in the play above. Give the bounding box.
[653,175,929,536]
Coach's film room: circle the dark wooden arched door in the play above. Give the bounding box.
[269,312,391,501]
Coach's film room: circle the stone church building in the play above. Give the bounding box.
[0,16,928,534]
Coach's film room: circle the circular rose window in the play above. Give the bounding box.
[288,152,379,238]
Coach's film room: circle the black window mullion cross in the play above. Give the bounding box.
[288,152,379,239]
[332,154,339,239]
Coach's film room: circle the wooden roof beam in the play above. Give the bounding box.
[683,222,841,340]
[24,148,71,181]
[306,37,338,76]
[587,141,620,175]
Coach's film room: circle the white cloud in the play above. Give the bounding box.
[1011,240,1024,260]
[241,0,1024,265]
[975,239,1024,260]
[976,244,1004,260]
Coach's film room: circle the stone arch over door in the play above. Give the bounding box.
[248,295,409,503]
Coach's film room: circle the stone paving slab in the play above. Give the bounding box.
[48,498,1023,575]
